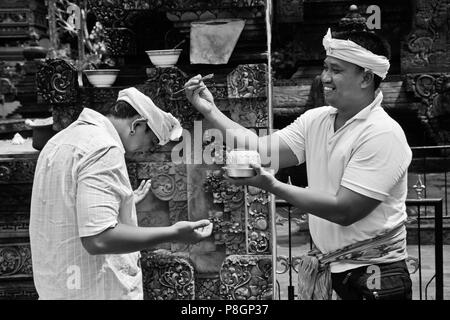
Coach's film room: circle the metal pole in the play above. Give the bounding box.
[287,203,294,300]
[417,205,422,300]
[265,0,273,132]
[435,200,443,300]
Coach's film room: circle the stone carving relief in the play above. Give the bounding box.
[87,0,130,28]
[135,162,188,252]
[137,162,187,202]
[137,68,201,129]
[0,244,32,278]
[203,170,246,255]
[0,11,28,24]
[79,87,121,109]
[195,274,222,300]
[88,0,265,25]
[168,201,188,226]
[105,27,137,57]
[0,213,30,234]
[144,67,188,99]
[219,255,272,300]
[228,98,268,128]
[0,2,47,43]
[246,186,272,254]
[140,249,195,300]
[401,0,448,72]
[151,173,177,201]
[406,73,450,144]
[209,84,228,100]
[227,64,267,98]
[0,283,38,300]
[0,160,36,184]
[36,59,78,104]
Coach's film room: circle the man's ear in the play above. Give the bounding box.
[130,117,147,135]
[361,70,374,89]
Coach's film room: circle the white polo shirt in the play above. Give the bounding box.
[275,92,412,273]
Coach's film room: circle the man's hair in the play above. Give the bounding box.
[99,100,151,132]
[333,31,391,90]
[99,100,140,119]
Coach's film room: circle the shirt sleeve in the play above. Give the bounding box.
[76,146,128,237]
[273,114,307,165]
[341,131,412,201]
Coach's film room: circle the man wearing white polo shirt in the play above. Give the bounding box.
[184,28,412,300]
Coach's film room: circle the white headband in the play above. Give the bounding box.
[322,28,390,79]
[117,87,182,146]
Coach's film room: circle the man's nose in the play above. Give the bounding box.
[321,69,331,83]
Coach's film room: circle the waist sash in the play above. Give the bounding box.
[297,223,406,300]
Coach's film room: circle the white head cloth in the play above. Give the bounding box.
[322,28,390,79]
[117,87,183,145]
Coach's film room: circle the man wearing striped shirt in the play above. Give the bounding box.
[30,88,212,299]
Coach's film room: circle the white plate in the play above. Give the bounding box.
[223,166,256,178]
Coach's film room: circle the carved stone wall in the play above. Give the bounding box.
[400,1,450,146]
[0,244,33,279]
[140,249,195,300]
[0,0,48,62]
[405,73,450,145]
[0,151,38,299]
[219,255,272,300]
[29,0,274,301]
[401,0,449,74]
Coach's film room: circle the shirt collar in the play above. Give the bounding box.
[329,90,383,120]
[77,108,125,153]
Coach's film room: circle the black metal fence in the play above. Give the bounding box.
[275,198,445,300]
[406,198,444,300]
[409,145,449,217]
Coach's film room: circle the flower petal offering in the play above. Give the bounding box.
[223,149,261,177]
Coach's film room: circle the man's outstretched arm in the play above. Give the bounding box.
[227,164,381,226]
[81,220,212,255]
[185,75,299,170]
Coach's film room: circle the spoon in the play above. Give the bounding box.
[173,39,185,50]
[172,73,214,95]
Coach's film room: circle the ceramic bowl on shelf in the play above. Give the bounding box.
[145,49,182,68]
[83,69,120,87]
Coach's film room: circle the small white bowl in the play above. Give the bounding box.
[84,69,120,87]
[145,49,182,68]
[223,166,256,178]
[226,149,261,167]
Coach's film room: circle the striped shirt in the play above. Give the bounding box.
[29,108,143,299]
